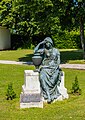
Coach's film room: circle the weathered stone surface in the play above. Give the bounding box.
[57,71,69,99]
[24,70,40,93]
[20,70,43,108]
[20,93,42,103]
[20,101,43,108]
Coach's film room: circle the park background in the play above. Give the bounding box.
[0,0,85,120]
[0,0,85,52]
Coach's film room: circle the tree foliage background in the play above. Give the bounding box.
[0,0,85,50]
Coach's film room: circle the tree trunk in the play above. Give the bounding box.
[80,16,85,59]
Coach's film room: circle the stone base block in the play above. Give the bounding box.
[20,93,43,108]
[20,93,42,102]
[59,71,69,99]
[20,102,43,108]
[20,70,43,108]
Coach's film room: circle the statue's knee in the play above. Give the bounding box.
[40,74,44,79]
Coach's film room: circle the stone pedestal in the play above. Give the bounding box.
[20,70,43,108]
[20,70,68,108]
[55,71,69,101]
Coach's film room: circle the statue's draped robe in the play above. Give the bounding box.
[39,48,61,102]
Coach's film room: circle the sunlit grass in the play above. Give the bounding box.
[0,49,84,64]
[0,49,33,61]
[0,64,85,120]
[68,60,85,64]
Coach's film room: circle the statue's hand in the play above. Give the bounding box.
[40,40,45,45]
[36,49,44,54]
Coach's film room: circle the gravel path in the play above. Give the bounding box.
[60,63,85,70]
[0,60,33,65]
[0,60,85,70]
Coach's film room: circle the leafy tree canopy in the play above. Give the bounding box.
[0,0,85,50]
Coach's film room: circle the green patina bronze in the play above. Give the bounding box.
[32,37,62,103]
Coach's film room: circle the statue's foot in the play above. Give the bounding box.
[47,98,52,104]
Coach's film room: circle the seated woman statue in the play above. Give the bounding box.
[34,37,62,103]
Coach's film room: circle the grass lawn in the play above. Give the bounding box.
[0,49,85,64]
[0,49,33,61]
[0,64,85,120]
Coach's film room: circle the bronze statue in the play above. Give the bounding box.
[32,37,62,103]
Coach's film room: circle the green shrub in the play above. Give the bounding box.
[71,76,81,95]
[6,83,16,100]
[52,30,81,49]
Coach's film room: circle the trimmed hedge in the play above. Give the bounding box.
[52,30,81,49]
[11,30,81,49]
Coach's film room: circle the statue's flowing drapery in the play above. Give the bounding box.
[34,37,62,103]
[39,48,61,102]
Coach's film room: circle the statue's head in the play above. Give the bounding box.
[44,37,53,46]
